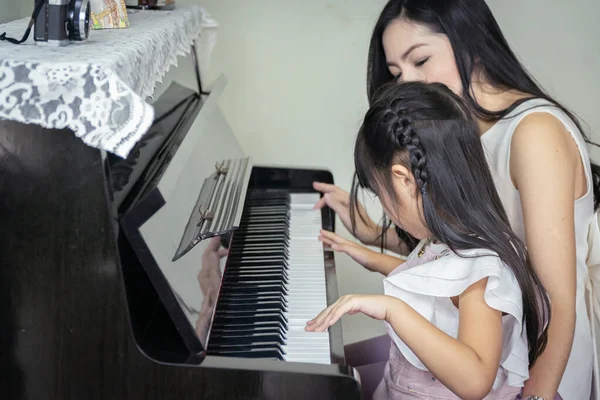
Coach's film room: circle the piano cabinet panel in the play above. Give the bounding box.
[0,120,361,400]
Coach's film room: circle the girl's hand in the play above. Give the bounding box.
[305,294,396,332]
[319,229,405,275]
[312,182,378,244]
[319,229,378,270]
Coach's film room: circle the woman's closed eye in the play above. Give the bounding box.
[391,57,430,81]
[414,57,430,67]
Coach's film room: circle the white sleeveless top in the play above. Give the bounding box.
[481,98,596,400]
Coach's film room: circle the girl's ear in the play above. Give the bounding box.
[391,164,416,196]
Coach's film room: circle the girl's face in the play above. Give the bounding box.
[382,18,462,95]
[378,164,431,240]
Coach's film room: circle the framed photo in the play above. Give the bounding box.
[91,0,130,29]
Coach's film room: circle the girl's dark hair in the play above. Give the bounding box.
[367,0,600,215]
[350,80,550,367]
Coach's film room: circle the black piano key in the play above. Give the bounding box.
[209,332,286,346]
[223,270,288,279]
[211,320,284,331]
[232,235,288,243]
[219,282,286,290]
[237,222,288,230]
[216,303,287,314]
[210,324,286,338]
[207,349,284,360]
[212,313,288,326]
[217,293,288,306]
[225,260,287,269]
[223,275,289,285]
[234,229,289,237]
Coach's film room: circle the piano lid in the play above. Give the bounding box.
[120,74,246,355]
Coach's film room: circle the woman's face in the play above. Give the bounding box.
[382,18,462,95]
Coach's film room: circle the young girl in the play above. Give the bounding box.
[305,81,551,400]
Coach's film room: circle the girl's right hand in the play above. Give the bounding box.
[312,181,378,244]
[319,229,404,275]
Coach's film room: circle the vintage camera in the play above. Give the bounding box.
[34,0,91,46]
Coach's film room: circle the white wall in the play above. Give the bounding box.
[486,0,600,159]
[174,0,600,346]
[0,0,30,24]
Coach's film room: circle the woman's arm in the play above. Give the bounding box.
[312,182,411,255]
[306,278,503,400]
[510,113,581,399]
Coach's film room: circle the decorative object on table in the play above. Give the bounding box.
[125,0,175,10]
[91,0,129,29]
[34,0,92,46]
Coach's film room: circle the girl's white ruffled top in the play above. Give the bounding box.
[383,240,529,390]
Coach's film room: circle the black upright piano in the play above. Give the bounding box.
[0,66,361,398]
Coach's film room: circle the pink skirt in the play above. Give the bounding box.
[371,343,521,400]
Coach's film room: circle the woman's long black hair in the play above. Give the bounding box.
[350,80,550,367]
[367,0,600,217]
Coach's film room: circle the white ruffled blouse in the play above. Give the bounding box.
[383,240,529,390]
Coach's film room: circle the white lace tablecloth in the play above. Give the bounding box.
[0,5,217,158]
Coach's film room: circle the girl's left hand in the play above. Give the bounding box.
[305,294,397,332]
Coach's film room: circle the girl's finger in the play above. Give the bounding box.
[305,303,338,331]
[318,235,335,247]
[313,196,327,210]
[319,229,346,244]
[313,181,338,193]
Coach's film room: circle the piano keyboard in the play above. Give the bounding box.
[207,190,332,364]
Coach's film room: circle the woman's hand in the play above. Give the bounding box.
[305,294,395,331]
[313,181,411,255]
[319,229,404,275]
[312,181,378,244]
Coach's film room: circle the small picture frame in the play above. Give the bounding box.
[90,0,130,29]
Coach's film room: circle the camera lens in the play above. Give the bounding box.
[69,0,90,41]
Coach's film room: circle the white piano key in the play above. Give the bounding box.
[280,196,332,365]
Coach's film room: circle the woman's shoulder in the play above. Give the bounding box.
[499,98,584,141]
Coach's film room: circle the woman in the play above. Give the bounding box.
[314,1,599,399]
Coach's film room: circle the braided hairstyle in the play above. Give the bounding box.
[350,80,550,367]
[392,115,428,193]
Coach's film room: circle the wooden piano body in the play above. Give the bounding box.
[0,72,361,399]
